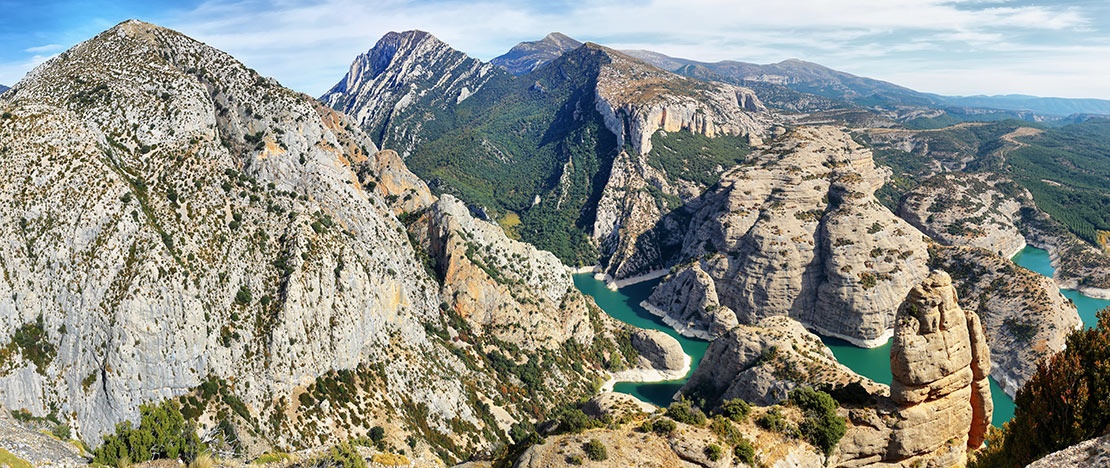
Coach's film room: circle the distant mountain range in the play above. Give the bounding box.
[0,84,9,94]
[492,33,1110,118]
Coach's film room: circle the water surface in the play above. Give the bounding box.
[572,274,708,408]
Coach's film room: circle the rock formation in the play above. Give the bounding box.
[0,21,647,462]
[645,126,930,346]
[888,270,991,464]
[680,316,883,407]
[931,245,1080,397]
[899,173,1027,258]
[320,30,501,157]
[1027,433,1110,468]
[491,32,583,75]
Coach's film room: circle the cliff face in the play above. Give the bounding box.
[0,21,643,461]
[645,126,930,346]
[889,270,992,464]
[320,30,501,157]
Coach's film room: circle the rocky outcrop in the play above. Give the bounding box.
[888,270,991,464]
[899,173,1027,258]
[490,32,582,75]
[629,329,685,373]
[930,245,1080,397]
[0,404,87,467]
[1027,433,1110,468]
[320,30,502,157]
[0,21,638,462]
[645,126,930,346]
[680,316,883,408]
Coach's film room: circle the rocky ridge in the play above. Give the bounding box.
[490,32,582,75]
[0,20,663,463]
[320,30,501,158]
[324,34,773,273]
[644,126,930,347]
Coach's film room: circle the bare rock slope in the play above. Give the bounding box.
[0,21,649,463]
[645,126,930,346]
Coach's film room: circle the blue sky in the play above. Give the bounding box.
[3,0,1109,99]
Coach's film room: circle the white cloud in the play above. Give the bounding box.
[1,0,1106,98]
[23,44,63,54]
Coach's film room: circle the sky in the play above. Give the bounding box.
[2,0,1110,99]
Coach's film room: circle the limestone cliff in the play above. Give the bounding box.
[320,30,501,157]
[645,126,930,346]
[0,21,645,463]
[888,270,991,465]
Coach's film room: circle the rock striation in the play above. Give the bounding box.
[490,32,582,75]
[320,30,501,157]
[889,270,991,464]
[644,126,930,346]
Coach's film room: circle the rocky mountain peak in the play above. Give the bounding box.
[490,31,583,75]
[320,29,500,155]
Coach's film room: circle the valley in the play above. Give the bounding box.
[0,17,1107,468]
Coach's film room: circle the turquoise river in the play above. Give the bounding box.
[573,245,1110,428]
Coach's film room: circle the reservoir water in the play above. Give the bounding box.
[1010,245,1110,328]
[575,247,1108,425]
[571,274,707,408]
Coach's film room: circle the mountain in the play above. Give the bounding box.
[933,94,1110,117]
[491,32,582,75]
[320,30,503,158]
[325,38,771,269]
[643,126,930,346]
[623,52,938,108]
[0,20,675,462]
[0,84,9,94]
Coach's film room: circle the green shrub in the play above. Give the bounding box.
[369,426,385,444]
[755,407,789,433]
[789,387,847,456]
[718,398,752,422]
[734,437,756,464]
[92,400,206,466]
[51,423,71,440]
[709,416,743,446]
[583,439,607,461]
[652,418,676,435]
[705,443,722,461]
[234,286,252,305]
[327,441,367,468]
[666,400,706,426]
[554,407,601,434]
[566,454,583,465]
